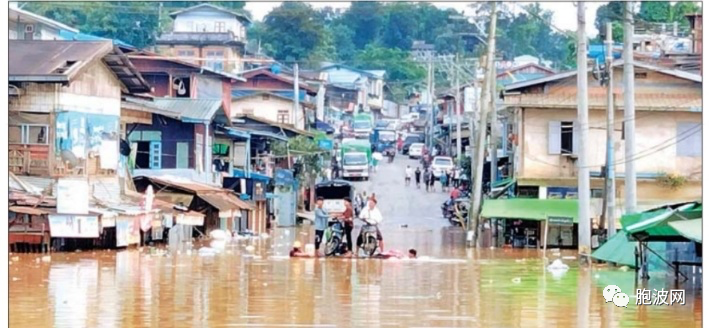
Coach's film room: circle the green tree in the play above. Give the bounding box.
[342,2,383,49]
[271,135,330,184]
[638,1,672,22]
[352,45,425,101]
[260,2,326,61]
[378,2,419,49]
[671,2,701,27]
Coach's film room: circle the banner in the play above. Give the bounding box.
[116,217,140,247]
[48,215,99,238]
[57,178,89,215]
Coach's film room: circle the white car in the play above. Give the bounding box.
[408,143,425,159]
[431,156,455,178]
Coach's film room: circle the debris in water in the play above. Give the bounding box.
[263,283,268,287]
[400,224,408,228]
[547,259,569,272]
[515,259,526,263]
[619,266,630,272]
[511,277,522,284]
[12,277,19,281]
[41,256,51,263]
[245,245,256,253]
[435,292,442,299]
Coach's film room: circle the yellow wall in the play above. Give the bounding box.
[520,108,702,181]
[232,96,306,130]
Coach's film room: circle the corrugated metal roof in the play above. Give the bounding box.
[199,193,254,211]
[123,96,223,122]
[10,40,112,79]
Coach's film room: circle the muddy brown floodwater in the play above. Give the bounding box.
[9,226,702,328]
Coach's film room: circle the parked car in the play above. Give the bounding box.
[402,134,425,154]
[431,156,455,179]
[408,143,425,159]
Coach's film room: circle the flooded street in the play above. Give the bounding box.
[9,157,701,327]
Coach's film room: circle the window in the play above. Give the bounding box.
[277,110,290,124]
[548,121,577,155]
[9,124,48,145]
[206,50,224,71]
[242,108,254,115]
[215,21,226,32]
[677,122,701,157]
[591,189,604,198]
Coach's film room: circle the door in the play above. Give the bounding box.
[176,142,189,169]
[275,186,296,227]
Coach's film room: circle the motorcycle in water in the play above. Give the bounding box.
[448,198,470,227]
[357,219,380,257]
[324,218,348,256]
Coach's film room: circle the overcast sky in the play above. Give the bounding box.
[244,1,604,37]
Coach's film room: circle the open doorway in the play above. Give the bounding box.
[134,141,151,169]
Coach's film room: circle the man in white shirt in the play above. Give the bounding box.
[405,165,413,186]
[356,198,384,255]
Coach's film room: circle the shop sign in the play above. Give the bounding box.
[116,217,140,247]
[548,216,574,227]
[48,215,99,238]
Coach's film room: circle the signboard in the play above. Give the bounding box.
[176,213,204,226]
[323,200,345,214]
[275,168,294,186]
[318,139,333,150]
[253,182,265,201]
[547,216,574,227]
[116,217,140,247]
[57,178,89,215]
[49,215,99,238]
[463,87,480,113]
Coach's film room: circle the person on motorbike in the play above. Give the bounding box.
[355,198,384,256]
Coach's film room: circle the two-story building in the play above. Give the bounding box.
[501,61,701,219]
[231,66,318,130]
[155,3,251,74]
[319,64,386,118]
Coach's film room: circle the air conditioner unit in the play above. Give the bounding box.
[24,24,34,33]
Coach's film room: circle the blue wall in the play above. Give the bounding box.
[127,115,196,169]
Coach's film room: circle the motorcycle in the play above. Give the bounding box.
[357,218,380,257]
[324,218,348,256]
[448,198,470,227]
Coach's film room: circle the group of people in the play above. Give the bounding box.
[405,166,461,193]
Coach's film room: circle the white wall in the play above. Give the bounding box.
[173,9,245,39]
[232,95,305,130]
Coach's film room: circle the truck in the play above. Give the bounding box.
[370,128,397,153]
[340,138,372,181]
[352,113,374,139]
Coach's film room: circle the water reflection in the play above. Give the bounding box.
[8,228,702,328]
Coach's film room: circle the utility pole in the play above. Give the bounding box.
[455,53,462,163]
[293,62,299,129]
[427,52,434,149]
[623,1,637,215]
[604,22,617,237]
[577,3,592,262]
[489,54,498,184]
[470,2,496,248]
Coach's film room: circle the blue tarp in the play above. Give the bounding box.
[232,168,271,183]
[588,44,622,64]
[59,30,135,49]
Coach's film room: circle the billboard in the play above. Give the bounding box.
[57,178,89,215]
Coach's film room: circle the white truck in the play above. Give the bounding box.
[341,152,370,181]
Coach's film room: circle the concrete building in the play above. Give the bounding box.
[155,3,251,74]
[503,61,702,220]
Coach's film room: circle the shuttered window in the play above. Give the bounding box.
[548,121,576,155]
[149,141,162,169]
[677,122,701,157]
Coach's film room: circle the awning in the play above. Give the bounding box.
[668,219,702,243]
[621,202,702,241]
[232,168,272,183]
[481,198,578,222]
[9,206,50,216]
[198,192,254,212]
[591,230,637,268]
[221,127,251,140]
[490,178,515,199]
